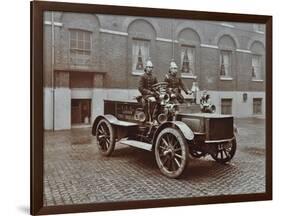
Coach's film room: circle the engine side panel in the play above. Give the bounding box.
[104,100,141,123]
[177,113,234,141]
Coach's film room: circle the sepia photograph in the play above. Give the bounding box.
[31,1,272,215]
[43,10,266,203]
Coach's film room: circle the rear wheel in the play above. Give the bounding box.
[211,138,237,163]
[96,119,116,156]
[155,127,189,178]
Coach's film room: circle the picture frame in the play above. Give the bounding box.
[31,1,272,215]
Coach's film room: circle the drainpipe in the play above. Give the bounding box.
[172,20,175,59]
[51,12,55,131]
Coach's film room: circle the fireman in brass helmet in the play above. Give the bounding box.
[164,60,191,103]
[138,59,158,122]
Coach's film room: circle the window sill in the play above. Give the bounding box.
[181,74,197,79]
[252,79,264,82]
[220,77,233,81]
[132,71,144,76]
[255,30,264,34]
[69,64,91,70]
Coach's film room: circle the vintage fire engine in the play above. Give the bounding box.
[92,82,237,178]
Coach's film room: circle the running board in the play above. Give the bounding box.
[118,140,153,151]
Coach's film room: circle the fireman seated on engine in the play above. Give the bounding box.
[138,59,158,123]
[200,90,216,113]
[164,60,192,103]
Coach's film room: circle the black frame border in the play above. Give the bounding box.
[31,1,272,215]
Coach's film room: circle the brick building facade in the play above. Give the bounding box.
[43,12,265,130]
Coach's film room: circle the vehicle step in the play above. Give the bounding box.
[118,140,153,151]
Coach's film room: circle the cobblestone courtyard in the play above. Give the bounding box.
[43,118,266,206]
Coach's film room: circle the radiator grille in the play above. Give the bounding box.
[207,117,233,140]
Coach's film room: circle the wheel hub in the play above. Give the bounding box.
[163,146,175,158]
[98,134,105,139]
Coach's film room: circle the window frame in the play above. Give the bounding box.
[69,29,92,67]
[251,53,264,81]
[131,38,151,75]
[253,98,263,115]
[221,98,233,114]
[219,49,233,79]
[180,44,196,78]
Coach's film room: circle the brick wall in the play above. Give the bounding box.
[100,33,128,88]
[44,12,265,92]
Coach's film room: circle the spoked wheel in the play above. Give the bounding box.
[155,127,189,178]
[96,119,116,156]
[211,138,237,163]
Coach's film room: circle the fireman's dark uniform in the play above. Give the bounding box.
[138,73,158,122]
[138,73,158,98]
[164,74,188,103]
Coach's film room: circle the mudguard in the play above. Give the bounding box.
[152,121,194,145]
[92,114,138,135]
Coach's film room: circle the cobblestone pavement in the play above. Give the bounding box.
[43,118,266,206]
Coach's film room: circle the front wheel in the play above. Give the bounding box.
[211,138,237,163]
[96,119,116,156]
[155,127,189,178]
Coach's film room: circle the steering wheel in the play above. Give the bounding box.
[152,82,168,92]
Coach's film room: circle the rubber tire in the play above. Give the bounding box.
[211,138,237,163]
[155,127,189,178]
[96,119,116,156]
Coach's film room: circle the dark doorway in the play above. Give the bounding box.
[71,99,91,124]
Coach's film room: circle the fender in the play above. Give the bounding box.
[92,114,138,135]
[152,121,194,145]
